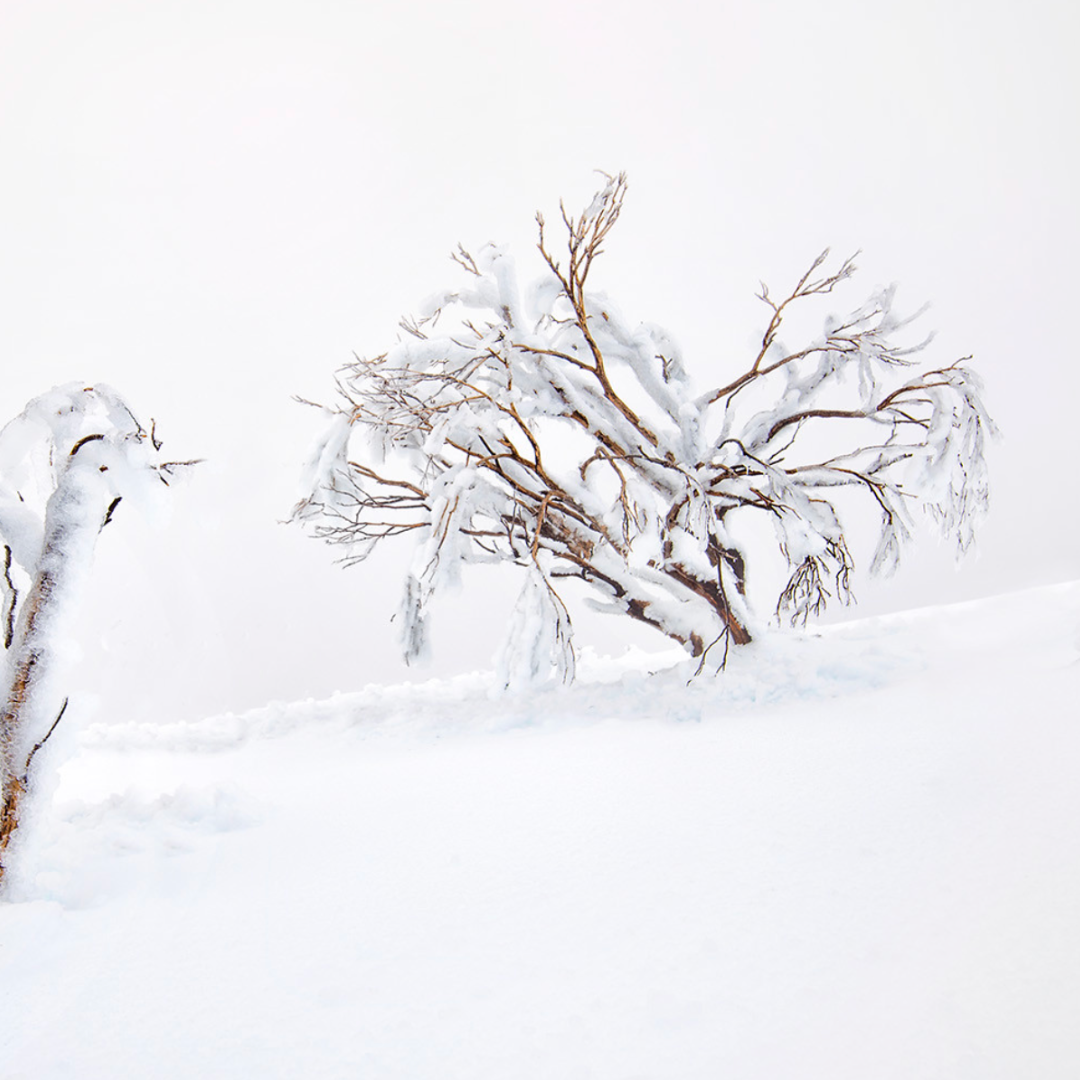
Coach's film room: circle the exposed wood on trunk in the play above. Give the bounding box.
[0,564,57,877]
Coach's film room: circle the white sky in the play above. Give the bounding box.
[1,0,1078,724]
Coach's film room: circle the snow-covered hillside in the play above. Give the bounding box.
[2,583,1079,1079]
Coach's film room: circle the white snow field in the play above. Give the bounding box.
[1,582,1078,1080]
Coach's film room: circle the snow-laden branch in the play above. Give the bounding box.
[295,174,995,685]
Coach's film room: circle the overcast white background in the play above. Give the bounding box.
[1,0,1077,726]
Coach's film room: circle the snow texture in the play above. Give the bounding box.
[0,582,1078,1080]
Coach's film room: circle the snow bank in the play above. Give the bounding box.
[1,582,1078,1079]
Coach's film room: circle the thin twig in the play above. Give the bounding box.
[22,698,69,780]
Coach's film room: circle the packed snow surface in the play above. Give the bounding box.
[2,582,1079,1079]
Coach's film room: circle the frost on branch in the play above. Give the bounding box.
[294,173,995,685]
[0,384,194,882]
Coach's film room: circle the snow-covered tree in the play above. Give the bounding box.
[294,174,995,686]
[0,384,193,881]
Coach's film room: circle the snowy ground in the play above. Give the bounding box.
[1,582,1079,1079]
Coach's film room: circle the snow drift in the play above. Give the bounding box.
[0,582,1078,1079]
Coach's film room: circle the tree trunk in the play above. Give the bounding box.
[0,457,107,882]
[662,563,752,655]
[572,545,752,661]
[0,564,61,875]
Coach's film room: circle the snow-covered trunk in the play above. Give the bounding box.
[625,571,751,656]
[657,566,752,654]
[578,536,753,660]
[0,450,111,873]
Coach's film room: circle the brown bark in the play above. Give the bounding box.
[662,564,752,652]
[566,552,751,658]
[0,566,54,879]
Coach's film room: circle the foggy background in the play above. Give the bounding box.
[1,0,1077,725]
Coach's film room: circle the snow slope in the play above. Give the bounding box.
[1,582,1079,1079]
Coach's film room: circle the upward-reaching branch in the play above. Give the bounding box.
[702,251,859,406]
[536,173,658,448]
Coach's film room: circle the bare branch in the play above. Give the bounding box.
[21,697,68,781]
[702,250,860,405]
[2,546,15,651]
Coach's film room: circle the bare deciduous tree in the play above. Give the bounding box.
[0,384,193,882]
[294,174,994,686]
